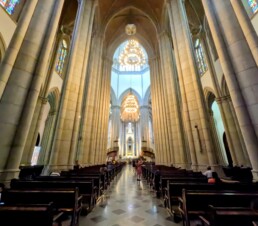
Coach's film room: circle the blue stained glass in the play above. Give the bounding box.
[56,40,68,75]
[4,0,19,15]
[248,0,258,14]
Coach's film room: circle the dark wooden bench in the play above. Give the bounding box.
[35,175,103,198]
[179,189,258,226]
[165,182,258,221]
[10,178,95,213]
[0,202,64,226]
[199,205,258,226]
[2,188,81,226]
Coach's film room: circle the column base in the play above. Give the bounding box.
[0,169,20,187]
[252,169,258,181]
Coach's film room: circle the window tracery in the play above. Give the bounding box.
[56,39,68,76]
[194,39,208,76]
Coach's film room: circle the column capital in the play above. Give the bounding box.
[39,96,48,104]
[215,95,231,103]
[158,30,169,39]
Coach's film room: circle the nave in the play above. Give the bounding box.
[79,165,179,226]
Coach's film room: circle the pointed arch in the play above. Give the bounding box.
[118,88,142,105]
[143,86,151,105]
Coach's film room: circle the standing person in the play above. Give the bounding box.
[136,158,143,181]
[154,168,161,198]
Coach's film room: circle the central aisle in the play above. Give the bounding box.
[80,165,181,226]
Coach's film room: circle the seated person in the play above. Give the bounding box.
[74,160,81,170]
[203,166,213,179]
[100,164,107,174]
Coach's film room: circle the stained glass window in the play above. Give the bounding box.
[0,0,19,15]
[56,40,68,76]
[194,39,208,76]
[0,0,7,7]
[248,0,258,14]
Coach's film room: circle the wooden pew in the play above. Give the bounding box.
[10,178,95,213]
[179,189,258,226]
[165,182,258,221]
[199,205,258,226]
[35,175,103,198]
[0,203,64,226]
[2,188,81,226]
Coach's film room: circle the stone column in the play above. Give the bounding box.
[110,106,120,147]
[49,0,96,170]
[0,0,63,182]
[140,105,149,145]
[0,0,38,98]
[202,0,258,178]
[38,110,57,165]
[68,2,96,167]
[208,109,228,165]
[149,58,168,164]
[22,31,70,165]
[230,0,258,66]
[217,96,247,165]
[201,32,247,167]
[169,0,216,171]
[158,31,187,167]
[90,51,106,164]
[99,58,112,163]
[79,33,103,165]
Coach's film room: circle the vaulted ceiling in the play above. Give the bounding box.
[60,0,206,56]
[97,0,165,56]
[96,0,205,56]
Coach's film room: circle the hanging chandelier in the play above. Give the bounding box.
[120,94,140,122]
[119,39,146,66]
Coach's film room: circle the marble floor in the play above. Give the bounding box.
[79,165,182,226]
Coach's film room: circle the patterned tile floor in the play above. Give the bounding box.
[79,165,182,226]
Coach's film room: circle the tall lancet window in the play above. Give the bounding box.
[0,0,20,15]
[56,39,68,76]
[248,0,258,14]
[194,39,208,76]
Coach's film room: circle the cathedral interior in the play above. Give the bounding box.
[1,0,258,225]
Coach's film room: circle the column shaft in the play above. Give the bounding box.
[230,0,258,66]
[202,0,258,176]
[0,0,38,98]
[0,0,60,181]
